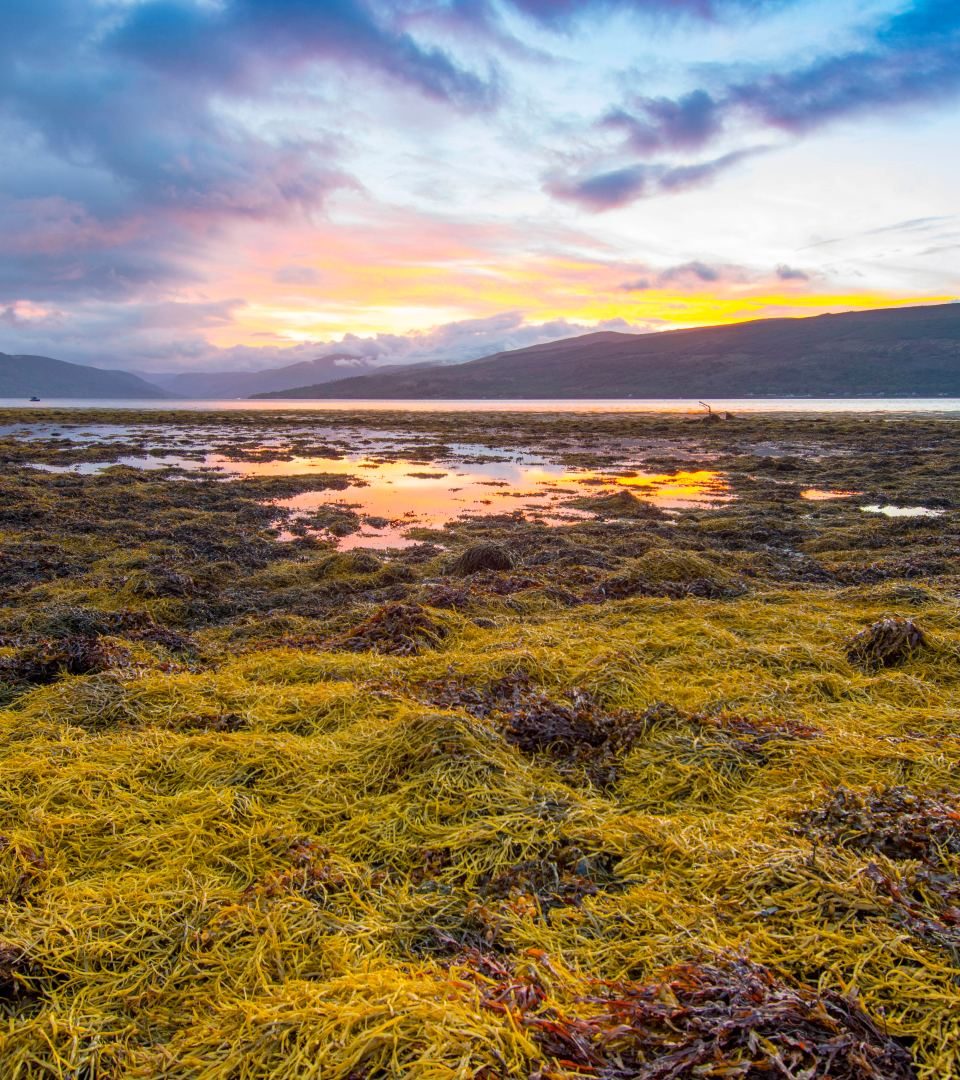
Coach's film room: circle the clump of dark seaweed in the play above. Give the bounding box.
[477,844,619,912]
[0,540,85,591]
[0,836,48,903]
[337,602,447,655]
[0,635,130,687]
[797,786,959,864]
[428,678,817,790]
[589,573,745,601]
[18,604,147,639]
[846,617,927,670]
[472,571,540,596]
[527,956,915,1080]
[695,710,823,747]
[182,712,247,733]
[452,947,547,1016]
[450,543,515,576]
[797,787,960,957]
[424,673,645,786]
[862,862,960,958]
[587,548,746,602]
[129,624,197,655]
[569,489,666,519]
[0,943,41,1007]
[123,564,199,599]
[421,583,474,610]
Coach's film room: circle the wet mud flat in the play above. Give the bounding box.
[0,407,958,1077]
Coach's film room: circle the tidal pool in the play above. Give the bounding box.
[17,424,731,548]
[266,459,730,548]
[861,504,946,518]
[800,488,862,500]
[9,416,735,548]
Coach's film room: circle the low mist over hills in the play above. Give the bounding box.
[255,304,960,400]
[0,353,172,399]
[139,354,380,398]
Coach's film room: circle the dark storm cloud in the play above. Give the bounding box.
[0,0,492,224]
[0,192,199,304]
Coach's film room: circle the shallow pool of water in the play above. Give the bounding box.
[861,504,946,518]
[21,438,731,548]
[800,488,863,500]
[268,460,730,548]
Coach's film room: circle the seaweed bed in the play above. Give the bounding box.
[0,407,958,1077]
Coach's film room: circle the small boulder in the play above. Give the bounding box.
[337,602,446,656]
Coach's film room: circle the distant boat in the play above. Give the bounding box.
[29,395,40,402]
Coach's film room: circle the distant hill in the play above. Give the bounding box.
[255,303,960,399]
[140,353,379,398]
[0,353,172,399]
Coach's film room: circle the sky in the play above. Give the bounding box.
[1,0,959,373]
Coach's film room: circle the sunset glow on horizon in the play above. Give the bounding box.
[2,0,959,372]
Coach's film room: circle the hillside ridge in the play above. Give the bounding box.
[254,303,960,399]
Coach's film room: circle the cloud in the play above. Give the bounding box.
[491,0,787,29]
[0,307,656,373]
[625,260,790,291]
[603,90,723,154]
[802,215,960,256]
[0,0,498,311]
[546,149,758,210]
[301,311,656,369]
[553,1,960,210]
[729,26,960,134]
[0,193,201,304]
[110,0,497,111]
[3,0,956,366]
[776,264,809,281]
[659,261,721,283]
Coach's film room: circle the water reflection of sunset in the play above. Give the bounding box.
[23,435,733,548]
[800,488,862,501]
[559,469,730,509]
[256,458,731,547]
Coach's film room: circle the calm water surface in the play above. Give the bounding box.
[2,398,960,413]
[27,448,729,549]
[9,404,952,548]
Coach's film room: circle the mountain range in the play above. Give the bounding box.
[4,302,960,401]
[0,352,173,399]
[254,303,960,399]
[136,353,380,398]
